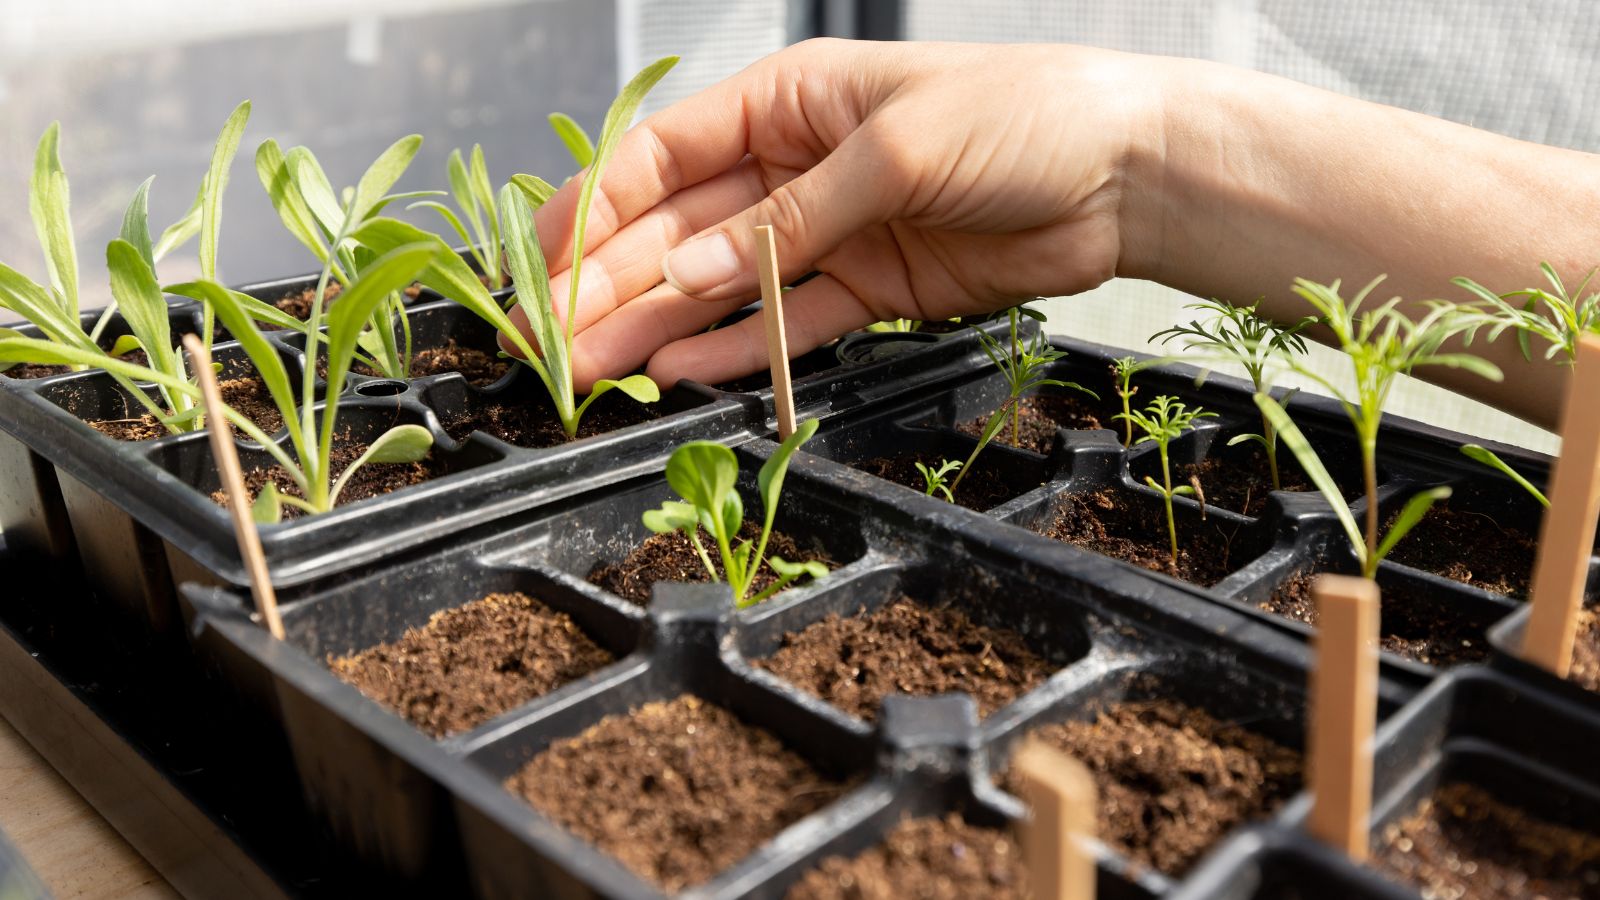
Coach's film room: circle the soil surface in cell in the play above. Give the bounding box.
[1566,608,1600,693]
[958,393,1119,452]
[89,375,285,441]
[1129,448,1327,519]
[504,694,846,892]
[785,814,1028,900]
[587,520,831,606]
[856,451,1029,512]
[328,592,613,738]
[213,434,452,516]
[441,389,658,448]
[7,348,150,381]
[406,339,508,385]
[1260,571,1493,667]
[1384,503,1538,598]
[1037,489,1240,586]
[266,281,425,326]
[1374,781,1600,899]
[754,596,1057,722]
[1001,698,1301,876]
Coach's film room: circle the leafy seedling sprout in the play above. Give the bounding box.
[1111,356,1156,448]
[1154,300,1315,489]
[916,459,962,502]
[353,57,678,439]
[642,419,828,607]
[945,305,1095,499]
[412,146,505,291]
[1256,277,1503,579]
[1118,395,1215,564]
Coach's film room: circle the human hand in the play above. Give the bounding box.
[505,38,1161,391]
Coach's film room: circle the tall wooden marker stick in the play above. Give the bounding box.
[1013,741,1098,900]
[1307,574,1379,861]
[753,225,797,440]
[182,335,284,640]
[1523,333,1600,675]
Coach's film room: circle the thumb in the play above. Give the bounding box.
[658,135,891,301]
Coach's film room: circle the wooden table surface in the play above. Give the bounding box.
[0,713,177,899]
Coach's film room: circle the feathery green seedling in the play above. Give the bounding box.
[411,146,505,291]
[255,134,440,381]
[915,459,962,502]
[945,305,1094,498]
[642,419,828,607]
[1118,395,1216,563]
[1154,300,1316,490]
[353,58,677,439]
[1110,356,1158,448]
[1256,277,1503,579]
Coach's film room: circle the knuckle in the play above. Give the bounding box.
[760,182,811,247]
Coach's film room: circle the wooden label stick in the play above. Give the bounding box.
[1012,741,1097,900]
[1307,574,1379,861]
[1524,333,1600,676]
[181,335,284,640]
[753,224,797,440]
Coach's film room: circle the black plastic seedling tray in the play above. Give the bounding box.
[1170,666,1600,898]
[182,432,1419,898]
[0,279,1020,640]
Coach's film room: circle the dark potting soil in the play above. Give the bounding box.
[266,281,425,326]
[1259,571,1491,667]
[855,452,1027,512]
[504,695,847,892]
[1130,451,1318,519]
[1566,608,1600,694]
[88,374,285,441]
[753,596,1057,722]
[1385,503,1537,598]
[1000,698,1301,876]
[213,437,450,516]
[1373,782,1600,899]
[441,389,658,448]
[327,592,613,739]
[7,347,152,381]
[586,520,830,607]
[1037,489,1239,586]
[958,394,1116,452]
[408,339,508,385]
[785,814,1028,900]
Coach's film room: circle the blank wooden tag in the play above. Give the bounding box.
[1307,573,1378,861]
[1524,333,1600,676]
[1012,740,1097,900]
[753,224,797,440]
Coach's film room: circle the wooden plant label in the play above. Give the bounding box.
[1524,333,1600,676]
[753,224,797,440]
[182,335,284,640]
[1012,740,1097,900]
[1307,573,1378,861]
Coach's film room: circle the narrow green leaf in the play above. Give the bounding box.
[30,123,79,317]
[500,182,567,411]
[106,239,176,378]
[0,262,88,346]
[758,419,818,532]
[1255,393,1365,560]
[120,176,156,269]
[255,140,332,266]
[223,288,310,333]
[323,244,438,405]
[153,193,202,263]
[288,147,344,239]
[445,149,478,230]
[1461,444,1548,508]
[352,135,422,223]
[511,174,557,209]
[199,100,251,281]
[1375,486,1452,564]
[548,113,596,168]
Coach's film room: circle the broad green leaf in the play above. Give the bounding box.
[352,135,422,224]
[568,57,678,347]
[288,147,344,239]
[200,100,251,281]
[643,500,700,534]
[251,481,283,524]
[255,140,331,266]
[548,112,595,168]
[120,176,156,268]
[665,441,738,514]
[573,374,660,423]
[511,174,557,209]
[31,124,79,317]
[1255,393,1364,562]
[1374,486,1452,564]
[1461,444,1548,508]
[106,239,176,378]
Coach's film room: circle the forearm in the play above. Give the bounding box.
[1119,55,1600,428]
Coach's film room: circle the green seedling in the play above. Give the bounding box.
[1111,355,1158,448]
[255,133,441,381]
[1454,263,1600,364]
[1256,277,1503,579]
[1154,300,1316,490]
[0,104,291,434]
[945,305,1095,499]
[1118,395,1216,564]
[642,419,828,607]
[548,112,596,168]
[867,318,920,333]
[411,145,505,291]
[916,459,962,502]
[353,58,678,439]
[1461,444,1548,508]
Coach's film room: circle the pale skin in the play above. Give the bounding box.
[506,39,1592,429]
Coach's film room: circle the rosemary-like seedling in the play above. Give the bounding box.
[915,459,962,502]
[1110,356,1156,448]
[1154,300,1315,490]
[1119,395,1216,563]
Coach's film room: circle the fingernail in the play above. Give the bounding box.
[662,233,739,295]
